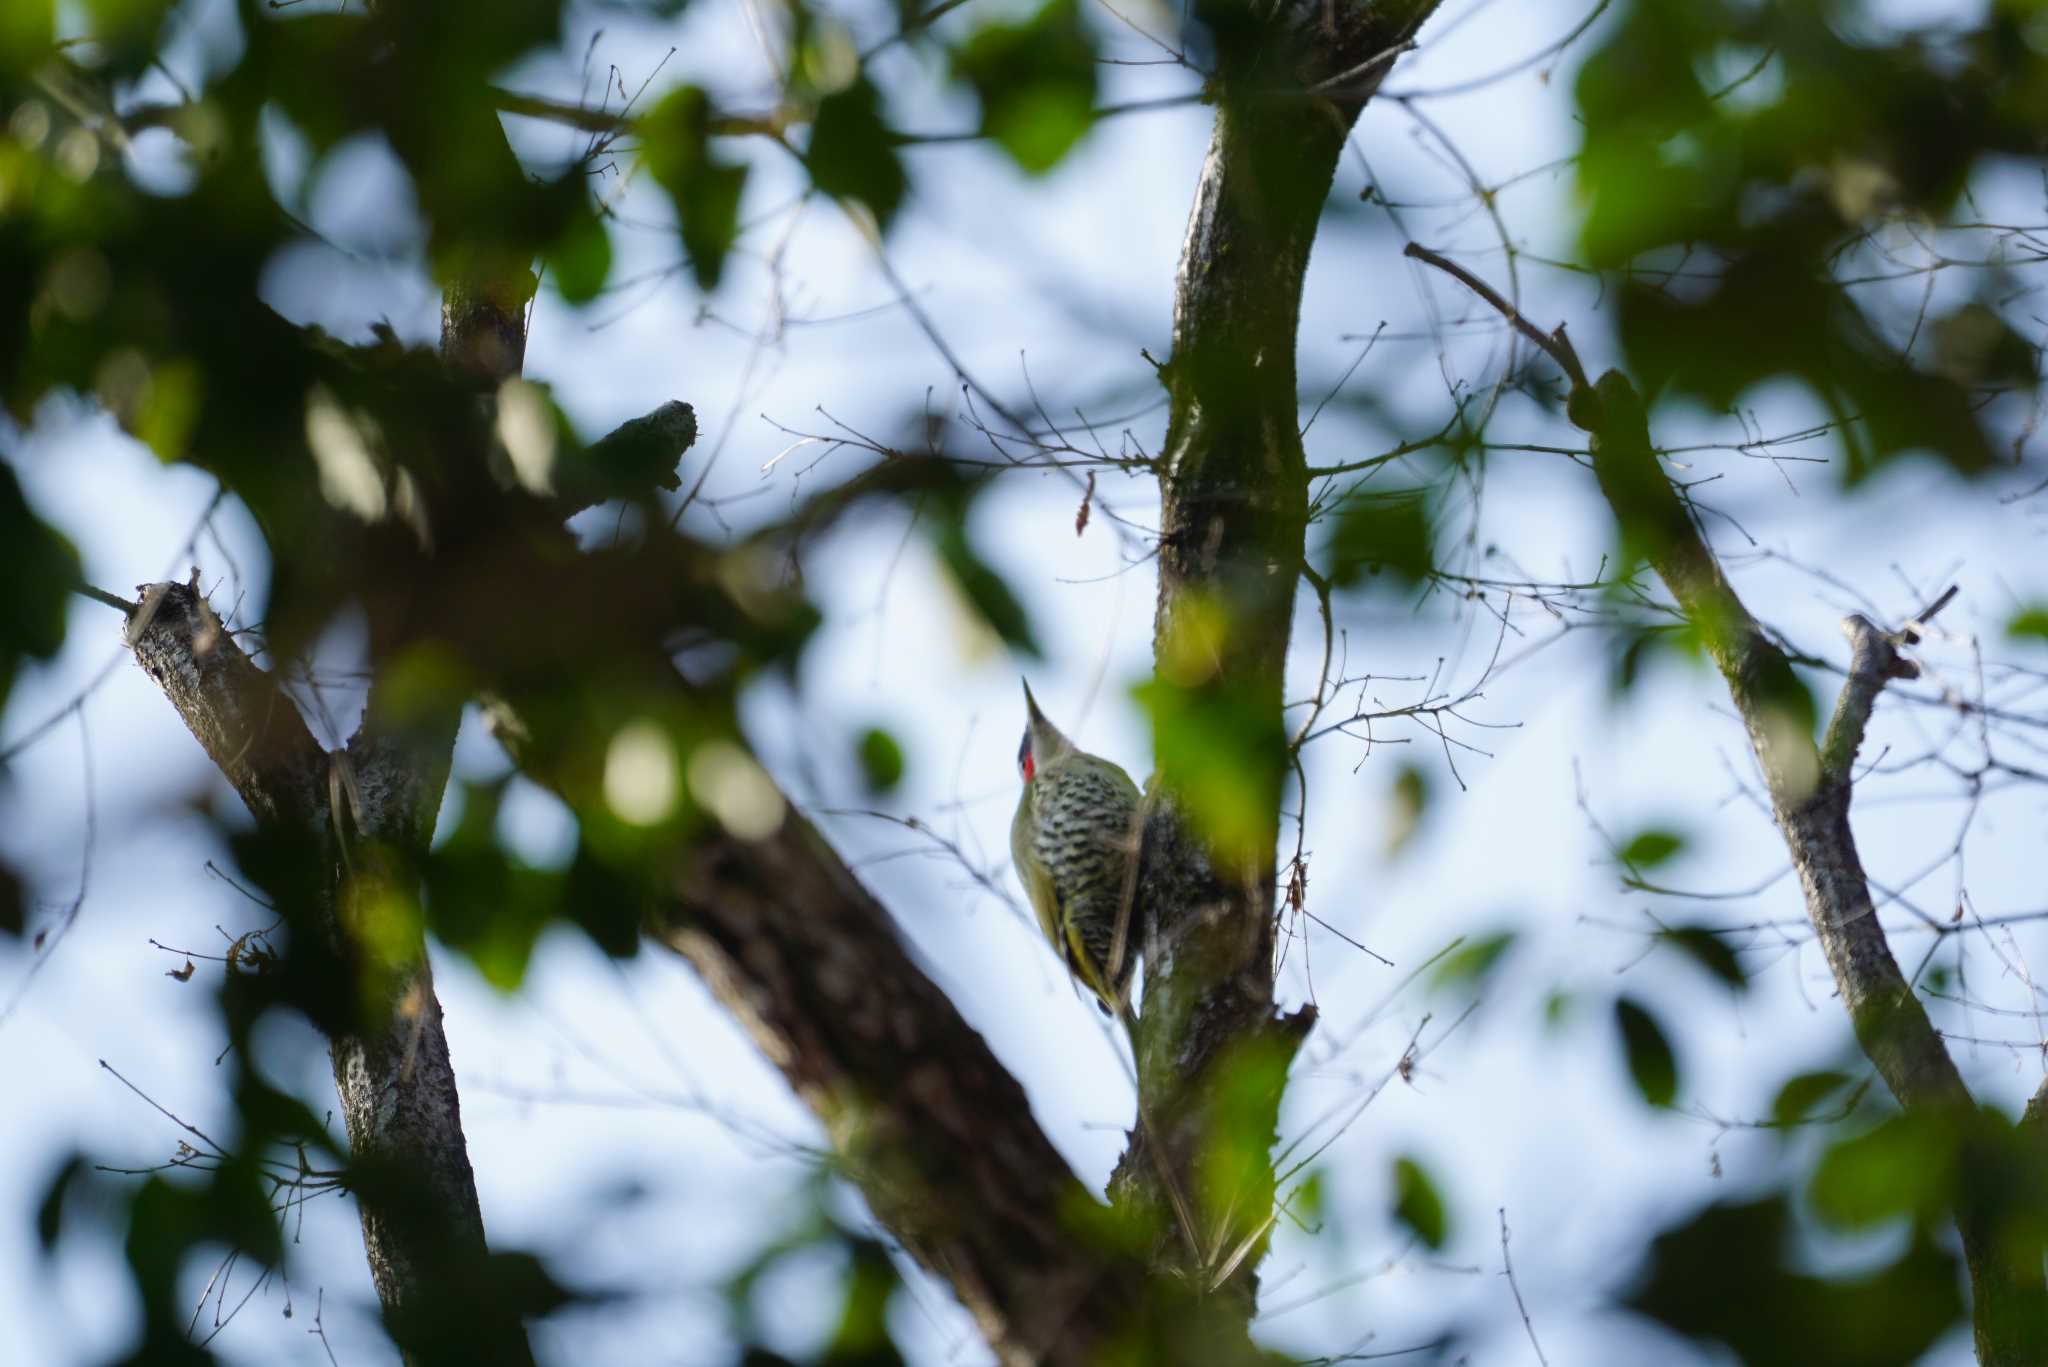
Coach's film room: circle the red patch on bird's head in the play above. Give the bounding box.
[1018,728,1034,782]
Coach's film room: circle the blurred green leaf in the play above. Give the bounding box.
[951,0,1099,175]
[35,1153,84,1252]
[1385,762,1428,859]
[0,463,81,715]
[1542,989,1574,1029]
[1621,828,1685,870]
[1659,925,1745,992]
[641,85,749,290]
[79,0,175,78]
[1573,1,2023,481]
[0,1,53,77]
[546,202,614,305]
[1625,1194,1963,1366]
[807,77,908,231]
[423,777,563,990]
[1771,1070,1856,1133]
[1391,1155,1447,1250]
[1610,623,1690,697]
[1291,1169,1326,1228]
[127,1156,282,1285]
[1195,1033,1299,1220]
[856,726,905,793]
[934,519,1038,657]
[1429,931,1515,993]
[0,863,21,937]
[564,839,651,959]
[2007,606,2048,642]
[1615,997,1678,1107]
[825,1237,904,1362]
[1133,672,1286,867]
[1322,490,1432,591]
[1810,1110,1959,1231]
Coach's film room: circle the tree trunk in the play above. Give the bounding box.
[128,579,528,1365]
[125,114,535,1367]
[1114,0,1444,1322]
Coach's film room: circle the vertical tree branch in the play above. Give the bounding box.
[1115,0,1444,1319]
[127,581,530,1364]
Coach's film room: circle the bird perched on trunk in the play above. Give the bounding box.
[1011,681,1142,1020]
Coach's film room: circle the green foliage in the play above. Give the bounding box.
[1384,761,1428,859]
[1614,996,1678,1107]
[1619,827,1684,870]
[1542,989,1574,1029]
[1658,925,1745,992]
[856,726,905,793]
[1810,1109,1969,1232]
[1194,1032,1298,1220]
[0,462,79,714]
[642,85,750,290]
[1289,1168,1327,1229]
[723,1179,911,1365]
[2007,604,2048,642]
[933,514,1040,656]
[1321,489,1433,590]
[1429,930,1515,993]
[34,1151,86,1252]
[545,201,614,305]
[565,841,656,959]
[1771,1070,1857,1132]
[1608,623,1690,697]
[0,862,20,937]
[0,0,54,78]
[1134,670,1286,868]
[128,1161,283,1295]
[823,1237,905,1364]
[807,77,908,231]
[1625,1194,1962,1365]
[1573,0,2037,480]
[1390,1155,1447,1250]
[951,0,1099,175]
[422,777,564,991]
[77,0,175,78]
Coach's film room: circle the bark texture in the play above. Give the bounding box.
[122,98,532,1357]
[1577,369,2048,1365]
[1113,0,1443,1314]
[655,810,1151,1366]
[128,580,523,1364]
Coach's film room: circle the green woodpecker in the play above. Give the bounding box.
[1011,681,1142,1017]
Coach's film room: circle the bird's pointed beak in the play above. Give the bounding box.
[1021,677,1044,721]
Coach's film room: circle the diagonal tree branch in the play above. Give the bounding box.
[1402,246,2047,1363]
[655,810,1151,1366]
[1575,369,2046,1366]
[474,680,1221,1365]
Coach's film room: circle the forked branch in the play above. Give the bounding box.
[1405,241,2046,1365]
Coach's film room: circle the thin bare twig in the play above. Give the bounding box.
[1499,1207,1548,1366]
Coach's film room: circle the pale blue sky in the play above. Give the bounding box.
[1,1,2040,1363]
